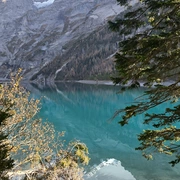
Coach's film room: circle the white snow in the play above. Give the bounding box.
[55,61,70,76]
[85,158,136,180]
[54,61,70,80]
[33,0,55,8]
[90,15,99,19]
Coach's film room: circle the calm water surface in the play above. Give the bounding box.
[28,82,180,180]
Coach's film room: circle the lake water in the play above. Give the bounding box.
[28,82,180,180]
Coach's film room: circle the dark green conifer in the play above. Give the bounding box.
[110,0,180,166]
[0,110,14,179]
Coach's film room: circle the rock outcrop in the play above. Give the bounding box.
[0,0,124,82]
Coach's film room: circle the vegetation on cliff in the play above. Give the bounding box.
[31,26,119,81]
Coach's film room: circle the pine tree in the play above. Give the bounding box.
[109,0,180,166]
[0,110,14,180]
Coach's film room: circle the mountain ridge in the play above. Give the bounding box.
[0,0,124,82]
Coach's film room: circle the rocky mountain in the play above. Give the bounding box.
[0,0,126,82]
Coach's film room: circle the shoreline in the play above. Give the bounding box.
[76,80,114,85]
[76,79,178,87]
[0,78,177,87]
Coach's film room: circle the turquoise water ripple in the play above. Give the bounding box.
[29,82,180,180]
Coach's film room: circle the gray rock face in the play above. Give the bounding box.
[0,0,124,81]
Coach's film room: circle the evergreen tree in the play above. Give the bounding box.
[0,110,14,179]
[109,0,180,166]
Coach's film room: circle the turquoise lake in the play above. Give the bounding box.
[29,82,180,180]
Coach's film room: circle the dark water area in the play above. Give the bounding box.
[27,82,180,180]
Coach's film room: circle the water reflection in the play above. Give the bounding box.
[27,82,180,180]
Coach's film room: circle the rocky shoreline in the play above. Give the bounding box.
[76,80,178,87]
[76,80,114,85]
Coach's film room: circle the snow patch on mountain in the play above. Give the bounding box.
[34,0,55,8]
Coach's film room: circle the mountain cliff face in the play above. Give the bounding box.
[0,0,124,82]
